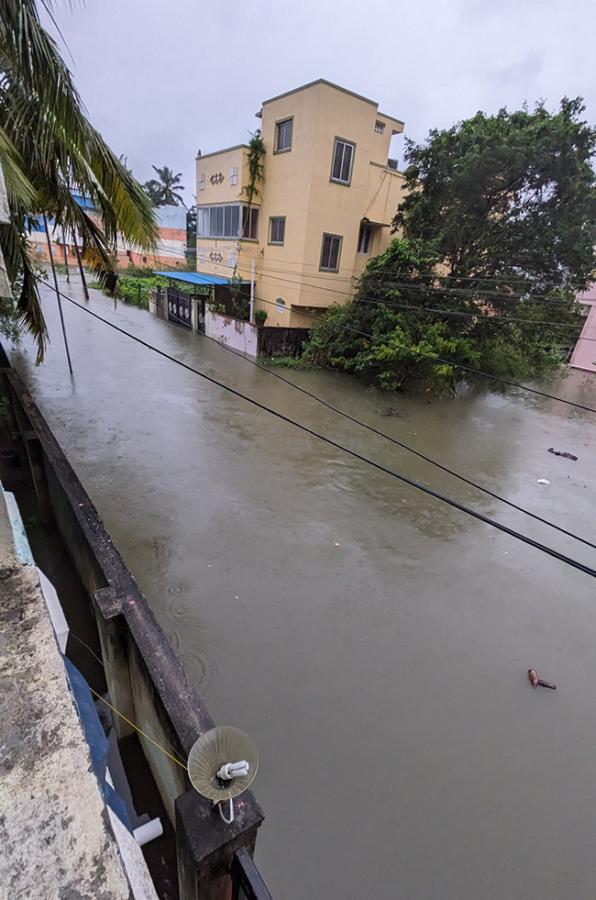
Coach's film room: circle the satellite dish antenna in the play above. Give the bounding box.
[187,726,259,824]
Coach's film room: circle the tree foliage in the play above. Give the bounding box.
[308,100,595,393]
[305,238,583,394]
[394,98,596,292]
[243,130,265,207]
[0,0,158,359]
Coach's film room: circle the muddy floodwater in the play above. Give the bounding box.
[9,279,596,899]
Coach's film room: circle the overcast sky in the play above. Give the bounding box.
[43,0,596,205]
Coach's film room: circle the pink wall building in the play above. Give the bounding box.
[570,285,596,373]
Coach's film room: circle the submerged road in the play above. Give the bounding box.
[9,277,596,899]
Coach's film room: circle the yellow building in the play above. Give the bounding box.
[195,79,406,328]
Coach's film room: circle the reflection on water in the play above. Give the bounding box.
[9,279,596,900]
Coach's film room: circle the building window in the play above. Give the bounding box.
[242,206,259,240]
[331,138,355,185]
[374,120,386,134]
[357,223,372,254]
[199,174,205,191]
[198,248,205,264]
[319,233,342,272]
[228,250,237,267]
[275,118,293,153]
[276,298,286,313]
[197,204,258,240]
[230,167,238,186]
[269,216,285,245]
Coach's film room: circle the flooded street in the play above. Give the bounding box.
[9,278,596,899]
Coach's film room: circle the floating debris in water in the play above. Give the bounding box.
[528,668,557,690]
[548,447,578,461]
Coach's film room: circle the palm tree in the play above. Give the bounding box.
[147,165,186,207]
[0,0,158,360]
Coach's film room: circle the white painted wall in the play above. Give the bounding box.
[205,309,259,357]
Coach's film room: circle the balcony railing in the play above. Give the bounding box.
[231,848,273,899]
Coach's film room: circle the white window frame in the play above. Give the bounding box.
[268,216,286,246]
[242,206,259,240]
[357,223,372,254]
[330,138,355,186]
[319,233,343,272]
[275,118,293,153]
[230,167,238,186]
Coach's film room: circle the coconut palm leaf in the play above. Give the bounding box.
[0,0,158,357]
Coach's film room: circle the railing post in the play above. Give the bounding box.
[175,788,263,900]
[93,588,135,739]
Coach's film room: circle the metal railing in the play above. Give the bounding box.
[231,848,273,900]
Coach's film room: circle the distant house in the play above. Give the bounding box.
[570,285,596,373]
[28,193,187,271]
[195,79,406,329]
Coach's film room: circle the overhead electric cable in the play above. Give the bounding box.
[38,280,596,580]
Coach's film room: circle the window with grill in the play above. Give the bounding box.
[199,174,205,191]
[275,118,293,153]
[269,217,285,245]
[357,223,372,254]
[374,120,386,134]
[331,138,355,185]
[242,206,259,239]
[319,233,342,272]
[230,167,238,186]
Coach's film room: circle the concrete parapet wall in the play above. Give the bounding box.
[0,356,264,900]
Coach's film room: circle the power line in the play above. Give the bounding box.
[252,268,589,328]
[163,303,596,552]
[143,247,593,339]
[245,293,596,414]
[70,265,596,408]
[350,295,587,331]
[39,280,596,580]
[151,243,587,306]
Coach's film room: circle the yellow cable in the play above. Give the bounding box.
[88,684,188,771]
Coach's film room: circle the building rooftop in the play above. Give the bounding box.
[260,78,404,127]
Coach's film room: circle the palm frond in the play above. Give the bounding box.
[0,0,158,358]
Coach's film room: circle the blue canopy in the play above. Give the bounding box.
[154,271,249,286]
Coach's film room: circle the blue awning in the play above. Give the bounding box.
[154,271,249,286]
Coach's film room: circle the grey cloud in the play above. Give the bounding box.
[42,0,596,205]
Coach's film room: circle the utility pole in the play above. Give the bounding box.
[61,227,70,283]
[250,258,255,323]
[43,215,73,375]
[72,232,89,300]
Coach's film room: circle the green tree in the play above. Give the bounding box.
[0,0,158,359]
[305,237,583,394]
[144,165,186,207]
[394,98,596,293]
